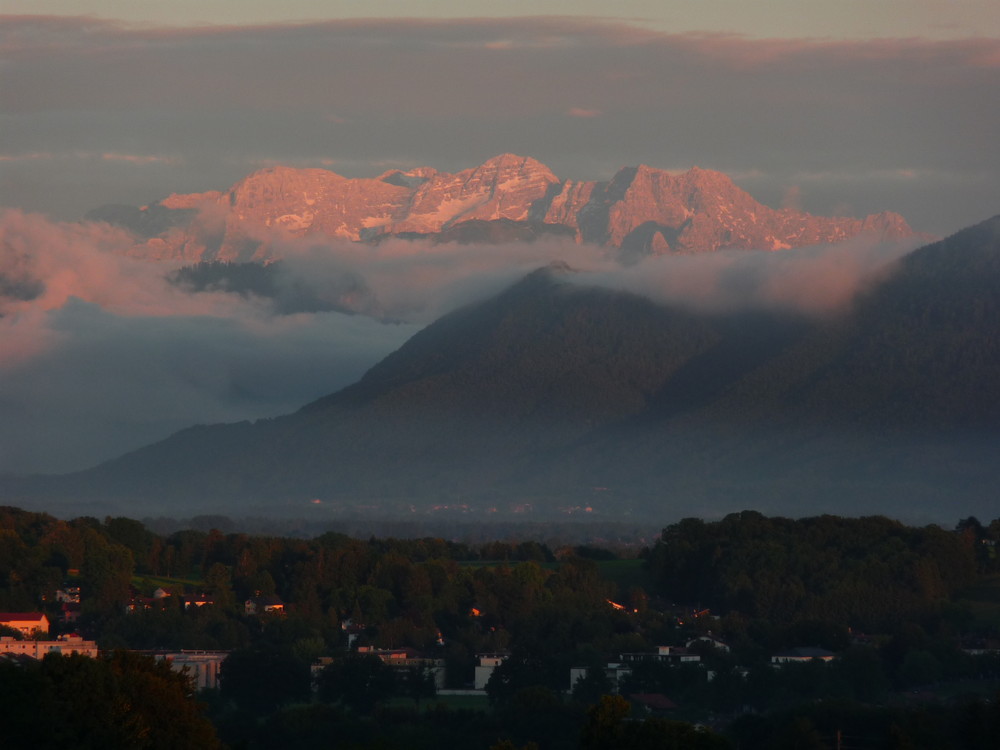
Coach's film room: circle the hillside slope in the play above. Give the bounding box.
[8,217,999,520]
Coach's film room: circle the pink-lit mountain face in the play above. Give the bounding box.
[114,154,924,262]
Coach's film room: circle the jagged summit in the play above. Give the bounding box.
[99,154,926,263]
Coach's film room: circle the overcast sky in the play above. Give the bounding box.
[1,3,998,235]
[1,2,998,480]
[7,1,1000,40]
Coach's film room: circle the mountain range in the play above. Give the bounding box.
[87,154,925,262]
[8,214,999,522]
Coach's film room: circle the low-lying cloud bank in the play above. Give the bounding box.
[578,235,922,315]
[0,211,418,473]
[0,208,922,473]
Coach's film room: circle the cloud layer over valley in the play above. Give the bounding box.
[0,207,925,474]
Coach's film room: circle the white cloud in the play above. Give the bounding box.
[574,235,923,316]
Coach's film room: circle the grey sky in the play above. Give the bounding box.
[6,1,1000,40]
[1,13,998,235]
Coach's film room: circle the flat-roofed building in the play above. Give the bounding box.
[0,635,98,658]
[150,650,230,690]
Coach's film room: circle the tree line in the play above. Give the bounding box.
[1,505,998,748]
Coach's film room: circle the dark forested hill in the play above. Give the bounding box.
[6,217,1000,520]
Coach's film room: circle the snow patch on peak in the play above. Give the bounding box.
[478,153,558,181]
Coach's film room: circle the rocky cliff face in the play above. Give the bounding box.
[385,154,559,235]
[116,154,925,261]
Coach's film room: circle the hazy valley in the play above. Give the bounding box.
[2,157,998,523]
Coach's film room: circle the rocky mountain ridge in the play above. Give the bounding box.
[92,154,925,262]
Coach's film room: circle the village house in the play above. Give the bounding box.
[54,586,80,604]
[59,602,82,625]
[0,612,50,637]
[245,594,285,615]
[568,661,633,693]
[311,656,335,687]
[630,693,679,714]
[571,646,707,694]
[341,618,366,648]
[474,652,508,690]
[620,645,701,664]
[356,646,447,689]
[150,650,230,690]
[183,594,215,610]
[685,635,730,653]
[125,595,156,613]
[125,585,173,613]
